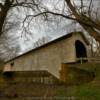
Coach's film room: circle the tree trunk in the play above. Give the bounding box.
[0,0,11,36]
[65,0,100,42]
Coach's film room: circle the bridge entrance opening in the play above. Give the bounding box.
[75,40,87,63]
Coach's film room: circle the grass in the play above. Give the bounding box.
[55,63,100,100]
[55,83,100,100]
[77,85,100,100]
[0,62,100,100]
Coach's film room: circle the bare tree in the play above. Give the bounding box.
[34,36,51,48]
[1,1,99,43]
[65,0,100,42]
[0,40,21,61]
[24,0,100,42]
[0,0,38,60]
[0,0,38,36]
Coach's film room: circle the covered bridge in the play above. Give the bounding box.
[4,32,91,78]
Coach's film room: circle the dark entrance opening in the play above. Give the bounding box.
[75,40,87,62]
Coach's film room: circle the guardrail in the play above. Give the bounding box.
[76,57,100,63]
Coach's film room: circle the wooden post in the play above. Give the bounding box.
[80,57,83,64]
